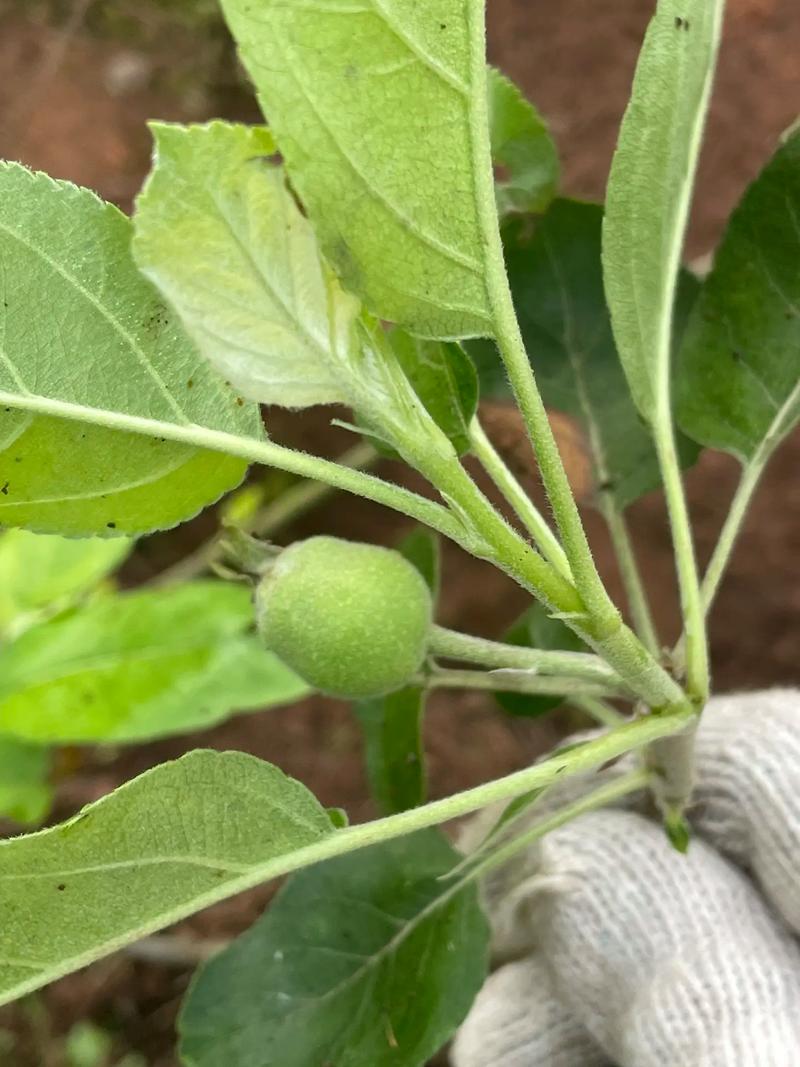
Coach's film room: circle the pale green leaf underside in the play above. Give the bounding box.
[677,130,800,462]
[180,831,488,1067]
[0,581,309,744]
[134,121,355,410]
[0,163,263,536]
[0,750,336,1007]
[220,0,496,339]
[0,528,130,633]
[602,0,725,420]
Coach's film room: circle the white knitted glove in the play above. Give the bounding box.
[451,957,609,1067]
[452,690,800,1067]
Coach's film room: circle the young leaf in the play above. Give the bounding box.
[0,750,336,1006]
[0,582,308,744]
[0,163,261,537]
[219,0,500,338]
[0,737,52,826]
[366,334,479,458]
[390,334,478,457]
[488,67,559,218]
[134,122,355,409]
[602,0,724,421]
[179,831,489,1067]
[355,687,427,816]
[677,130,800,462]
[135,122,455,469]
[477,201,700,509]
[0,529,130,633]
[495,601,587,718]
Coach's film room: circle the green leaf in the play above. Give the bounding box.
[0,582,309,744]
[0,750,336,1006]
[495,601,586,718]
[398,526,441,599]
[355,687,427,815]
[364,333,478,458]
[179,831,489,1067]
[488,67,559,218]
[220,0,500,338]
[134,122,451,466]
[390,334,479,457]
[0,528,130,633]
[677,130,800,461]
[484,201,700,508]
[0,162,262,537]
[134,121,357,409]
[602,0,725,421]
[0,737,52,826]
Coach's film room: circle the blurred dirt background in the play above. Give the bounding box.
[0,0,799,1063]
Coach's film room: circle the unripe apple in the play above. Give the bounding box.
[256,536,432,699]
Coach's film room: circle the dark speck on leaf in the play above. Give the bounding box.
[144,302,170,335]
[675,15,690,29]
[107,521,117,529]
[57,884,66,892]
[440,22,447,29]
[187,378,194,389]
[235,397,245,406]
[0,482,8,496]
[731,349,743,363]
[14,457,21,463]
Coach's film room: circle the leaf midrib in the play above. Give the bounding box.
[263,11,484,276]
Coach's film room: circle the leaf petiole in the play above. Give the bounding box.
[469,418,572,580]
[600,492,661,658]
[426,667,625,700]
[428,624,624,688]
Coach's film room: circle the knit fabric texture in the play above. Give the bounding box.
[536,810,800,1066]
[453,690,800,1066]
[450,957,610,1067]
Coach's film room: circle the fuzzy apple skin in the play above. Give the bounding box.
[256,536,433,699]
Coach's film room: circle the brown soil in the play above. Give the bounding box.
[0,1,799,1063]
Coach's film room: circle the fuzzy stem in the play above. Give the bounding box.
[427,667,625,700]
[153,440,379,587]
[652,416,709,704]
[416,432,687,714]
[646,721,699,824]
[0,708,692,1008]
[465,766,652,883]
[601,494,661,658]
[469,419,572,580]
[570,694,626,728]
[429,625,625,688]
[490,305,620,627]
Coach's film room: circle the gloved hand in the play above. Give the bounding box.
[451,690,800,1067]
